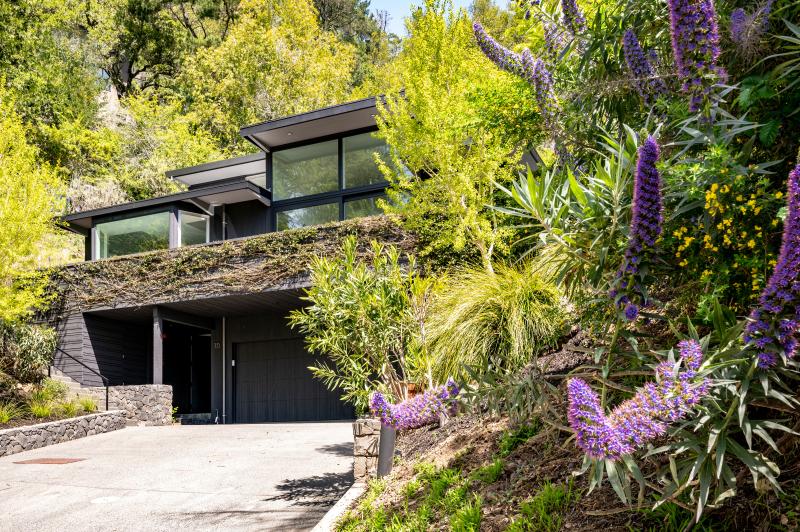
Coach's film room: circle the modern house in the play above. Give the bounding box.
[52,97,405,424]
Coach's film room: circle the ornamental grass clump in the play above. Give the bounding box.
[609,137,663,321]
[370,379,460,430]
[744,164,800,368]
[622,30,667,107]
[667,0,726,111]
[567,339,709,460]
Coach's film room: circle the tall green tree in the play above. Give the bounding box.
[178,0,357,150]
[372,0,541,271]
[0,89,63,321]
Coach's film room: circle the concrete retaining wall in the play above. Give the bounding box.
[0,410,126,458]
[87,385,173,426]
[353,418,380,480]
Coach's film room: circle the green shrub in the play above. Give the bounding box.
[0,401,23,424]
[449,494,481,531]
[79,396,97,413]
[28,399,53,419]
[0,322,57,384]
[59,401,80,417]
[507,481,578,532]
[30,378,68,403]
[426,263,566,380]
[471,458,504,484]
[498,421,541,457]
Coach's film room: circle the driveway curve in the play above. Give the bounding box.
[0,422,354,531]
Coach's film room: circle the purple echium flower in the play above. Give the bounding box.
[667,0,726,112]
[370,379,460,430]
[473,22,527,78]
[561,0,586,35]
[610,137,662,320]
[730,1,773,52]
[744,164,800,369]
[623,29,668,107]
[544,20,567,60]
[568,339,708,460]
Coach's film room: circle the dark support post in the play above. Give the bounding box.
[152,308,164,384]
[377,424,396,478]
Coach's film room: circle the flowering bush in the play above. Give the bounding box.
[568,339,708,460]
[370,379,461,430]
[744,164,800,368]
[609,136,663,321]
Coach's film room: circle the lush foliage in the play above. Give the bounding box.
[0,90,63,321]
[425,262,566,381]
[289,235,434,412]
[0,322,57,384]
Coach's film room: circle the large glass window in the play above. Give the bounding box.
[95,211,170,259]
[344,196,384,219]
[276,203,339,231]
[272,140,338,200]
[343,133,389,189]
[180,211,209,246]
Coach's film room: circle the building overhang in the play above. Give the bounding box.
[239,97,379,152]
[165,152,266,189]
[62,179,270,234]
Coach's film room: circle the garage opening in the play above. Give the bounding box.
[232,337,354,423]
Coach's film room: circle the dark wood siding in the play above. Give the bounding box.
[224,200,268,239]
[84,315,149,386]
[233,338,353,423]
[54,313,87,384]
[54,313,150,387]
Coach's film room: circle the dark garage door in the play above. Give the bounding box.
[233,338,354,423]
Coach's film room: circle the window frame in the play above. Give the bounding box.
[268,127,388,230]
[177,210,211,248]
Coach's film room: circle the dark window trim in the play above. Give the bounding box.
[267,127,389,230]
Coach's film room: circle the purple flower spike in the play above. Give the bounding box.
[610,137,663,320]
[370,379,460,430]
[623,29,668,106]
[473,22,527,78]
[667,0,726,111]
[561,0,586,35]
[568,340,709,460]
[745,164,800,368]
[544,20,567,60]
[730,1,773,53]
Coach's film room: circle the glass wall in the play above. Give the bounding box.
[344,195,384,219]
[276,202,339,231]
[95,211,170,259]
[272,140,338,200]
[343,133,389,188]
[180,211,209,246]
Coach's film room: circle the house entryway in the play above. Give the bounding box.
[162,321,212,419]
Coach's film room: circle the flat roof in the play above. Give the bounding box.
[240,97,378,151]
[62,179,270,232]
[166,152,266,189]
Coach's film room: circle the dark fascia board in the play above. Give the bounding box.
[164,152,265,178]
[61,179,270,232]
[239,97,378,143]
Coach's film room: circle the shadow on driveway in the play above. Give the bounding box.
[263,470,354,507]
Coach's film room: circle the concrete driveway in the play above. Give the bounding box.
[0,422,354,532]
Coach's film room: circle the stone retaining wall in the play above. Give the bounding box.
[87,385,173,426]
[0,410,126,458]
[353,418,380,480]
